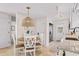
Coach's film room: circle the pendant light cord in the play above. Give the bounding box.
[28,8,29,17]
[27,7,30,17]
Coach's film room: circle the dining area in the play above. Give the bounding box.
[15,6,54,56]
[15,34,55,56]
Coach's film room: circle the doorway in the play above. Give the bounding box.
[49,23,53,42]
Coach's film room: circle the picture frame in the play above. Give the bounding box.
[11,25,15,31]
[58,27,63,33]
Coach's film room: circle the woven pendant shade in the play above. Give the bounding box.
[22,17,34,27]
[22,7,34,27]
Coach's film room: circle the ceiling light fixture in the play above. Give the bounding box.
[22,7,34,27]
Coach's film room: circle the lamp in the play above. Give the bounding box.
[22,7,34,27]
[22,7,34,35]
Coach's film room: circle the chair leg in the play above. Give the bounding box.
[25,49,26,56]
[34,50,36,56]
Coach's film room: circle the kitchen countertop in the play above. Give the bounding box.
[49,40,79,55]
[59,46,79,54]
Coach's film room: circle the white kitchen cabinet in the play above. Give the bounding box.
[65,51,79,56]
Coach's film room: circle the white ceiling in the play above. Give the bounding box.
[0,3,75,18]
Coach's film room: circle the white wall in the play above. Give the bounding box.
[16,13,26,38]
[0,13,11,48]
[35,17,48,46]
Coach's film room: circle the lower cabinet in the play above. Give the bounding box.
[65,51,79,56]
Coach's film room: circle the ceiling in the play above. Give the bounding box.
[0,3,75,18]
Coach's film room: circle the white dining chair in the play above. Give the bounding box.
[24,35,37,56]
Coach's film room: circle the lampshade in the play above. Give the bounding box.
[22,16,34,27]
[22,7,34,27]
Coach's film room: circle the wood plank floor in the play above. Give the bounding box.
[0,46,57,56]
[0,47,14,56]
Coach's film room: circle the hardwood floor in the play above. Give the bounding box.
[0,46,57,56]
[0,47,14,56]
[37,46,57,56]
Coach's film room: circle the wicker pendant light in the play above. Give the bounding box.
[22,7,34,27]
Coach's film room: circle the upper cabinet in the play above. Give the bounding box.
[71,13,79,28]
[70,3,79,28]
